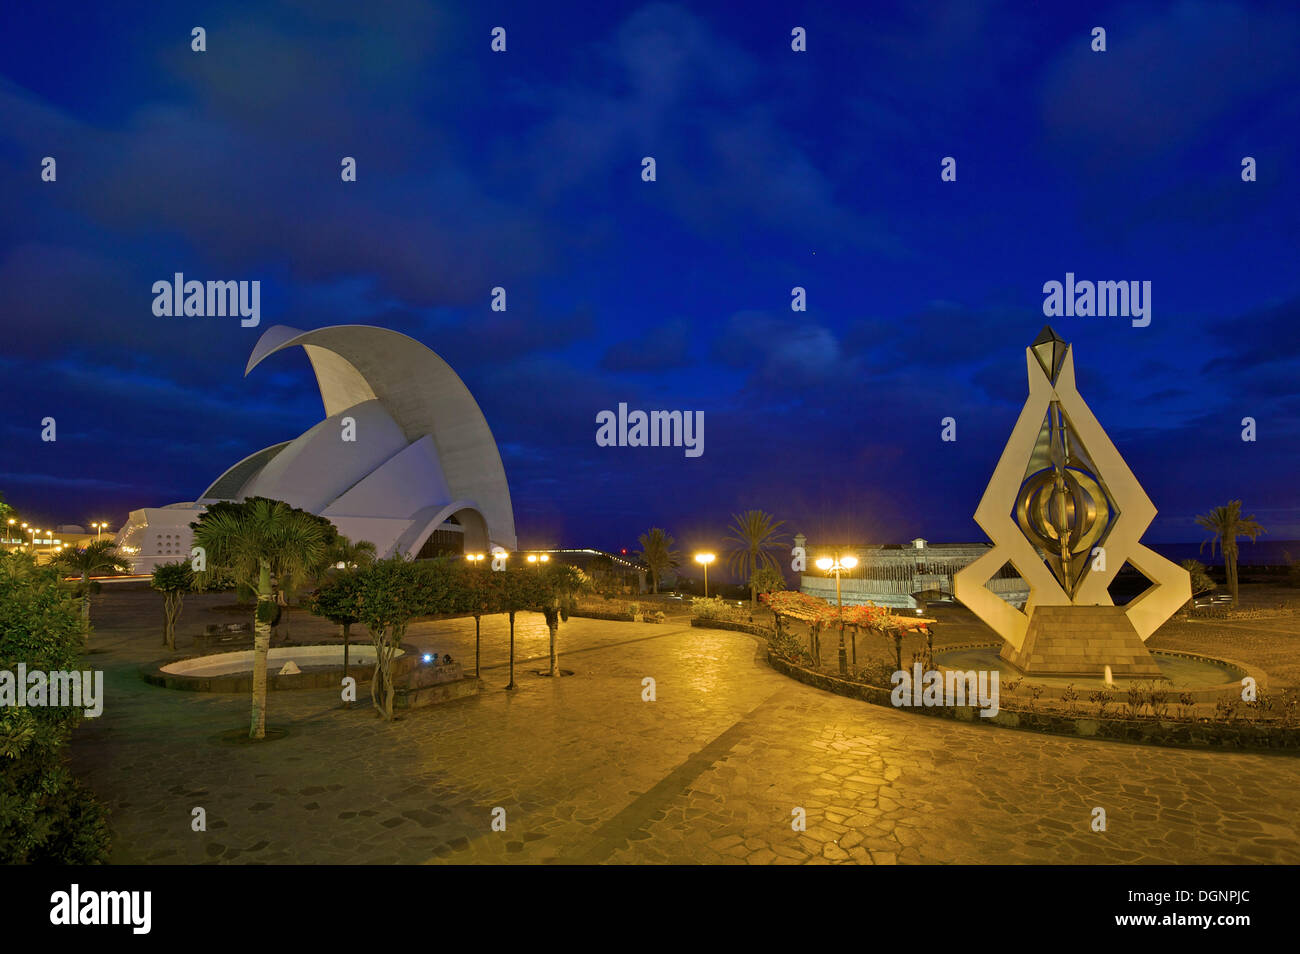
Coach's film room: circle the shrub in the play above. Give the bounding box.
[768,629,813,667]
[0,551,111,863]
[854,660,897,688]
[691,596,747,622]
[1088,687,1114,717]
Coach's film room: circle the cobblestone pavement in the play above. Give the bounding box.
[69,596,1300,864]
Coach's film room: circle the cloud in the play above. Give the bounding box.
[601,318,693,372]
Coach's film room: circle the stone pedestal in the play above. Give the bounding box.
[392,657,481,709]
[1000,605,1163,678]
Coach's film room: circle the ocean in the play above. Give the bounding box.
[1149,540,1300,568]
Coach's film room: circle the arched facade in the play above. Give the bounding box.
[118,324,516,572]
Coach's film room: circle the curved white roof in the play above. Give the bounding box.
[201,324,517,556]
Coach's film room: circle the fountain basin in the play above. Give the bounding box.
[143,644,407,692]
[931,644,1264,703]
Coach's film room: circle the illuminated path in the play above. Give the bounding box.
[72,596,1300,864]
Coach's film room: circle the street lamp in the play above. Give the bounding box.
[91,521,108,540]
[5,518,14,545]
[466,552,486,565]
[526,553,551,565]
[815,553,859,675]
[694,552,716,597]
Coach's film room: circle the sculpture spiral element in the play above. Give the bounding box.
[1015,466,1110,590]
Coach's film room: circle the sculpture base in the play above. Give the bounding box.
[1000,605,1163,678]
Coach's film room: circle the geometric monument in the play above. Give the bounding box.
[953,327,1191,677]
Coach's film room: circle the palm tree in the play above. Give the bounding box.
[725,510,787,606]
[326,536,377,573]
[0,493,14,538]
[1195,501,1265,607]
[51,539,131,631]
[1179,559,1216,614]
[636,528,679,594]
[193,498,328,739]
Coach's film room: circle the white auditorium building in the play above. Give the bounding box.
[116,324,517,573]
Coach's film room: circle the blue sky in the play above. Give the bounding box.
[2,0,1297,562]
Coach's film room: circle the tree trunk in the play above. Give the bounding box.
[474,614,481,677]
[548,611,559,677]
[378,640,397,720]
[506,611,516,690]
[250,562,272,740]
[369,628,399,721]
[369,632,382,713]
[277,590,291,643]
[1228,551,1239,606]
[750,582,757,607]
[341,622,351,708]
[163,592,183,650]
[81,573,91,634]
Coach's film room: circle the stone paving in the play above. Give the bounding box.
[68,592,1300,864]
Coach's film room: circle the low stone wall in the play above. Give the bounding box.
[689,618,775,638]
[766,652,1300,752]
[571,610,635,622]
[393,677,482,709]
[571,609,670,623]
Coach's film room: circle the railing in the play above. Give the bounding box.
[800,574,1027,606]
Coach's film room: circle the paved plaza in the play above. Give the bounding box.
[70,593,1300,864]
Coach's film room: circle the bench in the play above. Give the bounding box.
[195,622,254,653]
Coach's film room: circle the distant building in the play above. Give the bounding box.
[533,549,650,594]
[117,324,516,573]
[798,537,1028,609]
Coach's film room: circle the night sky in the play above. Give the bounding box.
[2,1,1298,567]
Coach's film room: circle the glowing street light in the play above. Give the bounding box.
[526,553,551,565]
[694,552,716,597]
[815,553,859,675]
[466,552,487,565]
[91,521,109,540]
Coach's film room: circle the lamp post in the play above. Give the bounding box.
[465,553,488,677]
[815,553,859,675]
[6,518,14,545]
[694,552,715,597]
